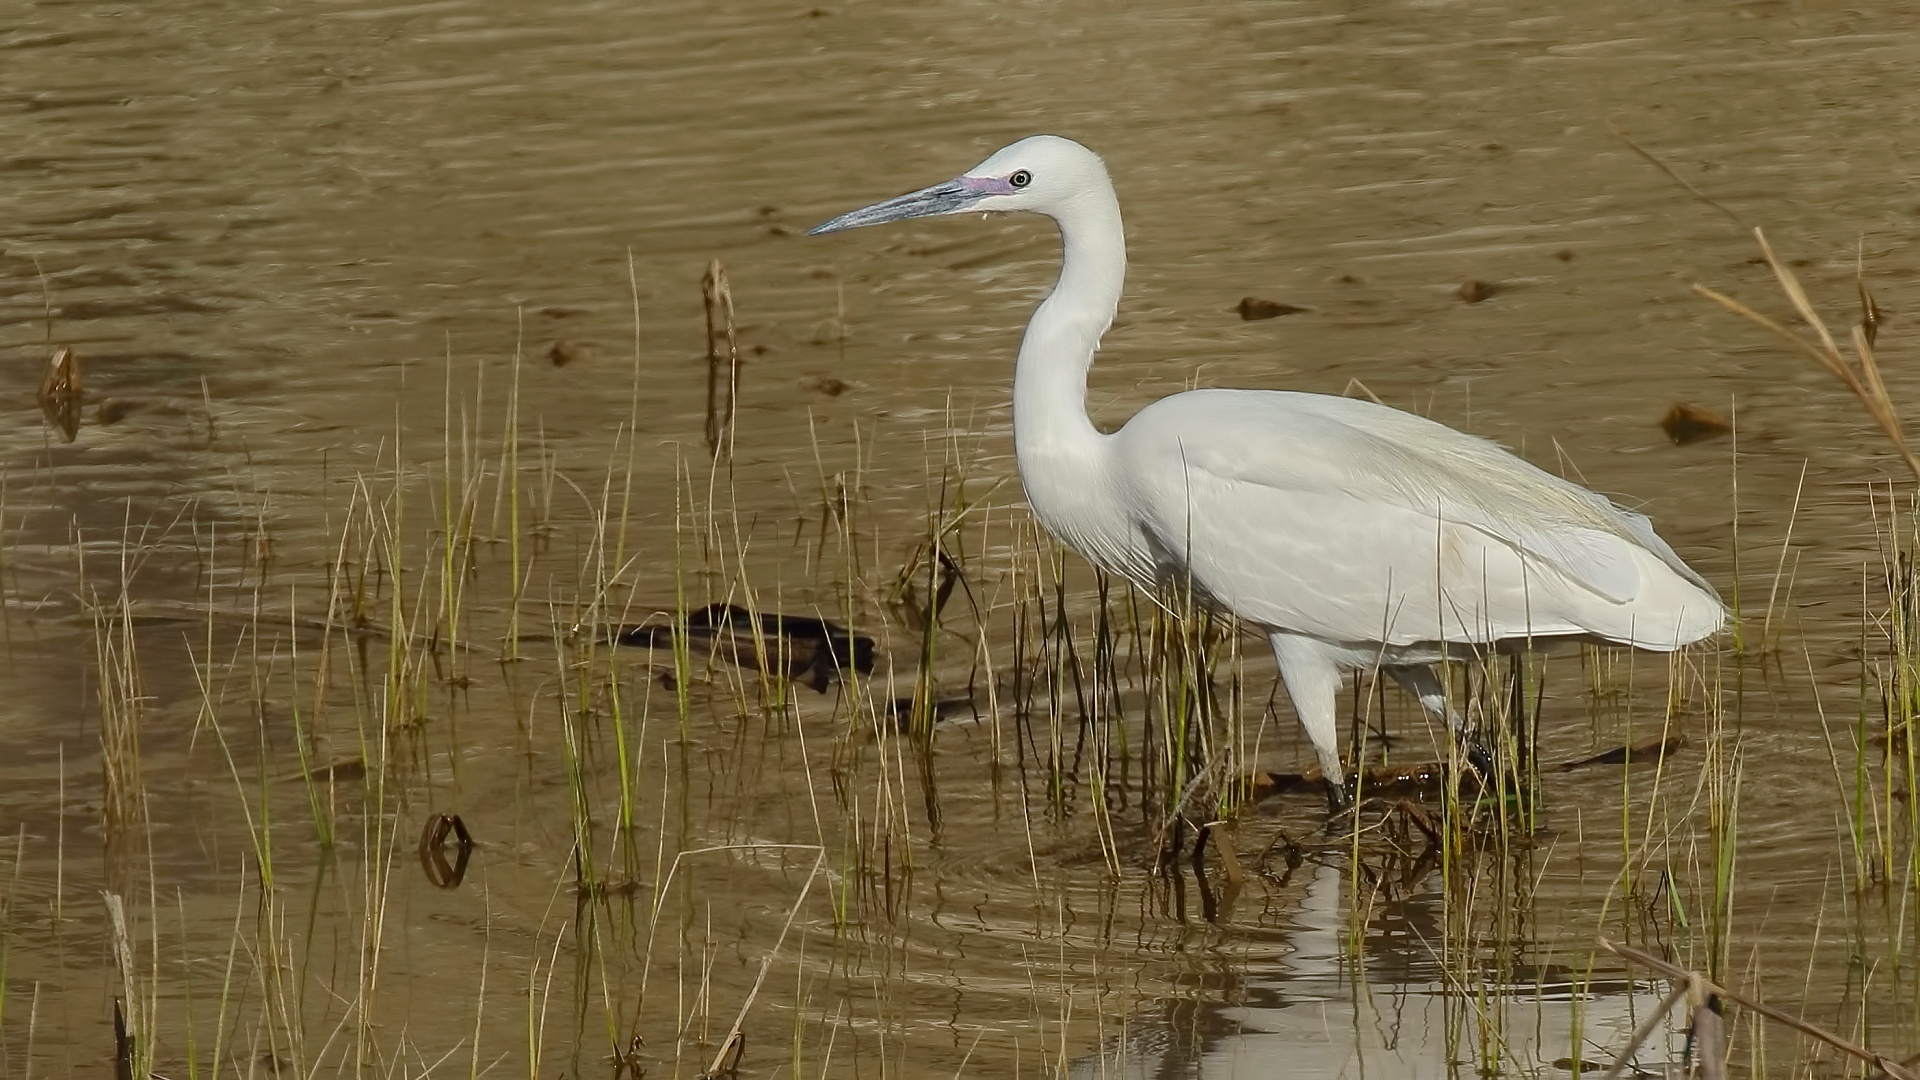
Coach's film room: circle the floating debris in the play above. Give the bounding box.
[614,603,875,693]
[96,398,137,425]
[803,375,849,396]
[300,758,367,784]
[417,812,474,889]
[808,317,846,346]
[1255,761,1452,799]
[886,692,979,732]
[1457,280,1501,303]
[37,345,82,442]
[1660,402,1730,445]
[1234,296,1306,321]
[546,340,592,367]
[1558,734,1684,770]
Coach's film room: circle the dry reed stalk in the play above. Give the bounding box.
[701,848,825,1078]
[1600,938,1917,1080]
[702,260,740,458]
[1696,228,1920,481]
[92,593,145,832]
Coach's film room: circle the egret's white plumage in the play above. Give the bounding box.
[812,135,1723,806]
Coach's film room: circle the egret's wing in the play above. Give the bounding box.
[1460,515,1641,603]
[1115,390,1717,645]
[1281,392,1720,599]
[1132,463,1595,644]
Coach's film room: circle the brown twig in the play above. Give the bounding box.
[1607,120,1746,227]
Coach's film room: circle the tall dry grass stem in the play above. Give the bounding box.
[1696,228,1920,481]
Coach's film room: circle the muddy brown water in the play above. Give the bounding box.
[4,0,1920,1076]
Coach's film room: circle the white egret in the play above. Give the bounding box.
[810,136,1723,811]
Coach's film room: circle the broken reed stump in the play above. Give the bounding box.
[113,999,134,1080]
[702,260,740,457]
[105,891,139,1079]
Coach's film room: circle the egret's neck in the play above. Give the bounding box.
[1013,190,1126,472]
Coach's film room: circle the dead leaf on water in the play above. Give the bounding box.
[1457,280,1501,303]
[546,340,592,367]
[38,346,82,442]
[1859,279,1884,347]
[1234,297,1306,320]
[1659,402,1730,445]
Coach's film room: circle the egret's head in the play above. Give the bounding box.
[809,135,1108,235]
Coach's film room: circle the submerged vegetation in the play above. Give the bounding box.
[0,234,1918,1080]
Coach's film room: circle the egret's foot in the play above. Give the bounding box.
[1463,738,1497,784]
[1458,738,1534,811]
[1324,778,1352,814]
[1322,778,1357,833]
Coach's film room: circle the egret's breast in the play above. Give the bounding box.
[1017,444,1159,586]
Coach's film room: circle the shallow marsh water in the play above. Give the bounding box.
[4,0,1920,1076]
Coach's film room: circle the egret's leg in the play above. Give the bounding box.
[1385,664,1494,780]
[1270,633,1350,814]
[1385,664,1461,730]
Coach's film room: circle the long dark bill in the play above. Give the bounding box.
[808,178,982,235]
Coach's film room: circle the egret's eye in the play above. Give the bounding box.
[1009,169,1032,188]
